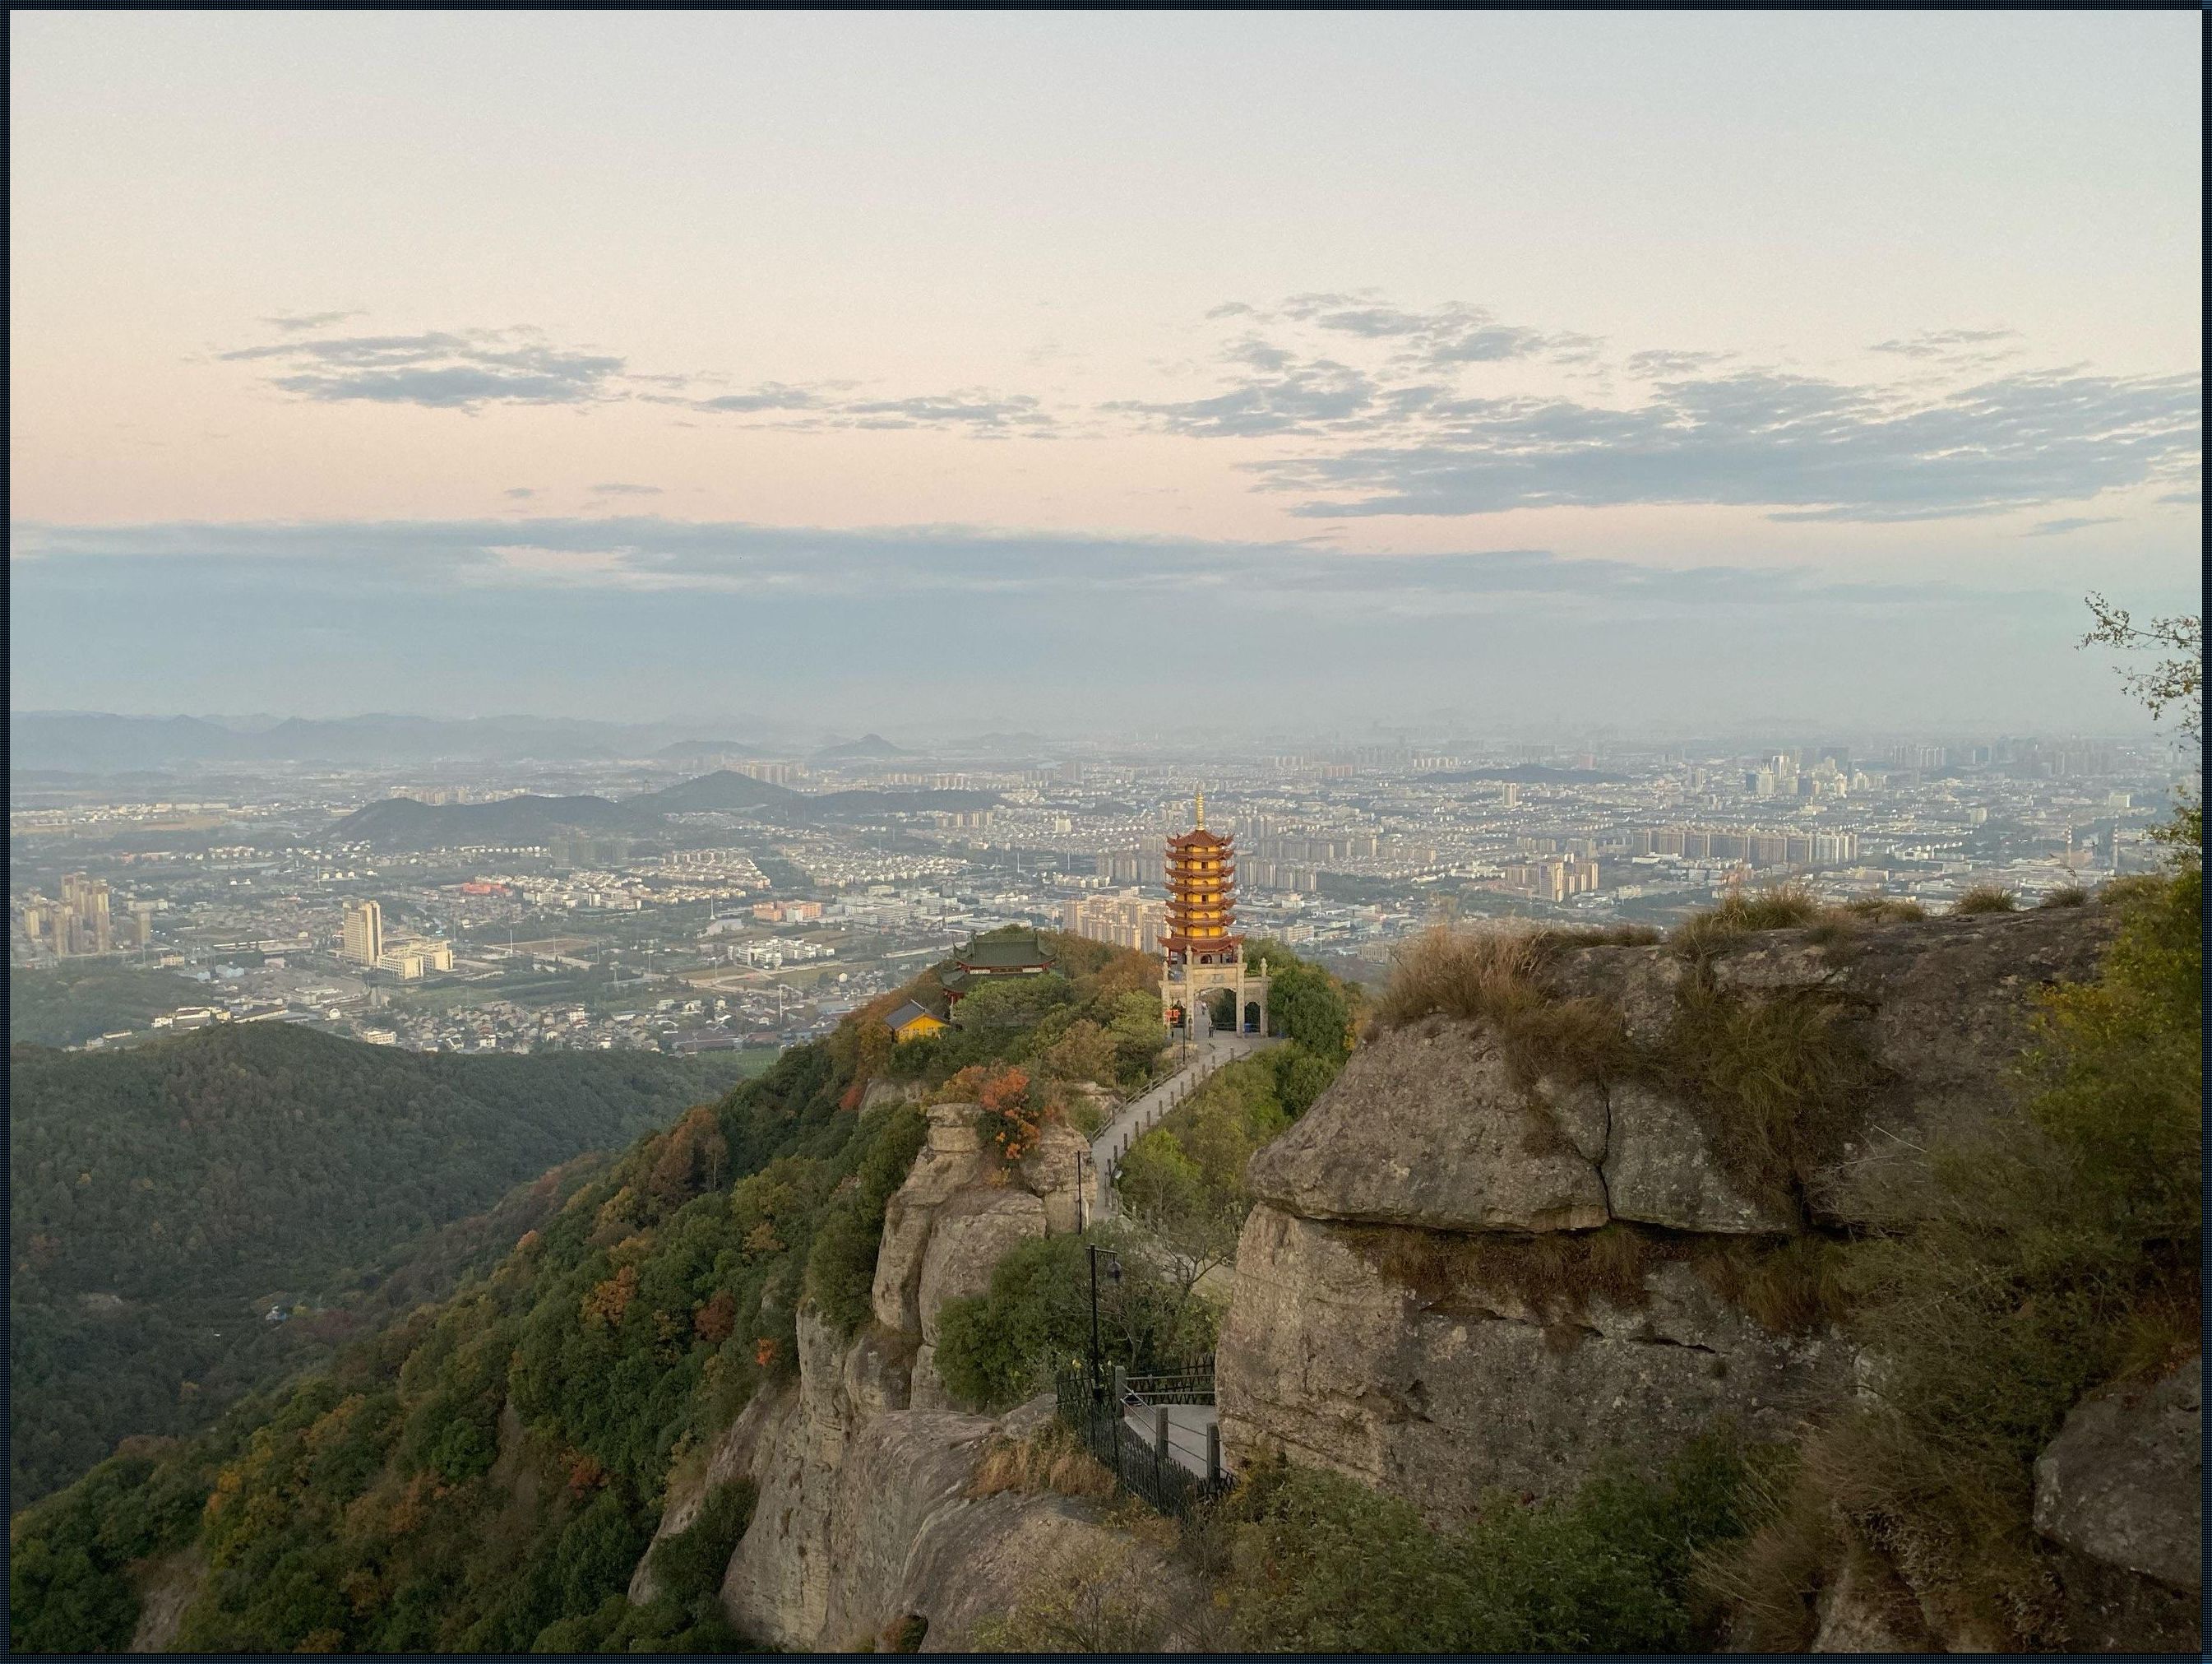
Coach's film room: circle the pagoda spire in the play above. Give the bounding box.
[1194,788,1205,829]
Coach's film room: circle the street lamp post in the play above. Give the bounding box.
[1086,1243,1121,1403]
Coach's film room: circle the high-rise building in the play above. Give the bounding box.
[54,873,113,957]
[342,899,383,966]
[1061,890,1164,954]
[127,902,156,948]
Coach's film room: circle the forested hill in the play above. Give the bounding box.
[8,1024,752,1503]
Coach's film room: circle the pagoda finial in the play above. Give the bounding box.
[1194,788,1205,830]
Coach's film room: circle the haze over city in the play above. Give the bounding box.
[9,11,2200,730]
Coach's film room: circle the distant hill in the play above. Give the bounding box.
[326,792,632,847]
[631,770,802,814]
[7,712,792,772]
[324,772,999,846]
[7,1022,753,1503]
[814,731,908,761]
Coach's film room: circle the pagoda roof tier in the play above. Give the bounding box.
[1167,828,1233,850]
[1163,932,1245,954]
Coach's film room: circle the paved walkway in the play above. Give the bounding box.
[1120,1402,1219,1479]
[1088,1016,1274,1218]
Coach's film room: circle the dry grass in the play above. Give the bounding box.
[1693,1235,1852,1336]
[2036,885,2088,909]
[1693,1448,1839,1652]
[966,1420,1117,1502]
[1371,925,1636,1085]
[1359,1221,1844,1337]
[1951,884,2017,915]
[1670,883,1833,960]
[1648,979,1875,1208]
[2094,872,2166,908]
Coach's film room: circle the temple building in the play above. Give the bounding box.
[1160,791,1268,1034]
[938,930,1057,1007]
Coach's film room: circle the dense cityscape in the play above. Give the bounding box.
[12,723,2184,1057]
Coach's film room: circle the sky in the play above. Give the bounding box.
[8,12,2202,736]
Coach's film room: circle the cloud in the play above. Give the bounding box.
[1869,327,2021,358]
[1626,349,1736,378]
[2157,489,2201,504]
[693,382,829,414]
[504,487,539,499]
[260,309,364,332]
[219,327,628,410]
[1273,294,1602,371]
[1244,366,2202,522]
[1108,349,1379,438]
[687,383,1053,433]
[2024,515,2124,536]
[589,483,662,496]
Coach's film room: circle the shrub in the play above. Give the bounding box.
[806,1105,927,1336]
[967,1420,1116,1501]
[971,1536,1173,1653]
[1708,864,2202,1648]
[647,1480,756,1607]
[1648,980,1875,1207]
[1951,885,2017,915]
[1218,1435,1756,1652]
[1671,883,1832,959]
[2037,884,2088,908]
[933,1233,1217,1413]
[1370,926,1633,1086]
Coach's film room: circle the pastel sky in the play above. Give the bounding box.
[9,12,2202,734]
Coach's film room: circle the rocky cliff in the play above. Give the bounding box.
[688,1096,1160,1652]
[1217,909,2117,1523]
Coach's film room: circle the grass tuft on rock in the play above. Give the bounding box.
[1369,925,1636,1085]
[1358,1222,1846,1338]
[1951,885,2018,915]
[1646,979,1876,1210]
[1669,883,1832,961]
[967,1419,1117,1502]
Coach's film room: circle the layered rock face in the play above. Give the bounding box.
[713,1098,1113,1650]
[1218,910,2116,1525]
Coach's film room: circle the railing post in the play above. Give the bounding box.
[1207,1422,1223,1486]
[1155,1405,1170,1465]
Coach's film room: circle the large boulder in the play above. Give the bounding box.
[1603,1080,1793,1234]
[1246,1017,1608,1233]
[1215,1203,1842,1523]
[910,1188,1048,1408]
[2033,1356,2202,1589]
[1805,909,2114,1226]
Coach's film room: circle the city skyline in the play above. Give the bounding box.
[10,12,2202,728]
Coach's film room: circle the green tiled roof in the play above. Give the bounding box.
[957,934,1056,970]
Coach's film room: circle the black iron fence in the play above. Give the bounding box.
[1053,1365,1233,1520]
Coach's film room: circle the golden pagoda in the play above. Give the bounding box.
[1161,790,1242,964]
[1159,790,1268,1034]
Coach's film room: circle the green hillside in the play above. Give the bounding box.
[2,934,1194,1651]
[8,1024,755,1503]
